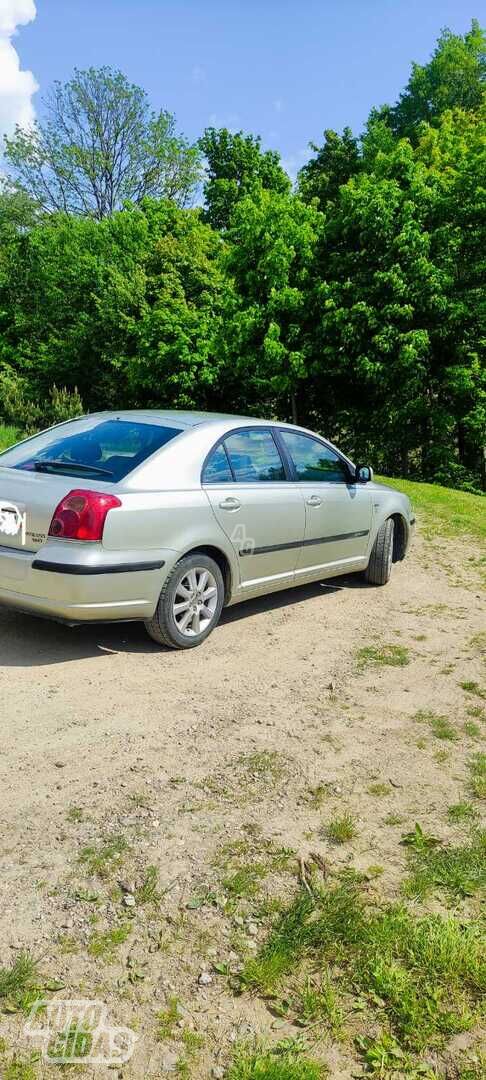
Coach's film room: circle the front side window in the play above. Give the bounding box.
[2,419,183,482]
[223,429,286,482]
[281,431,349,483]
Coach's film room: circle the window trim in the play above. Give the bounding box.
[201,426,292,486]
[274,428,354,485]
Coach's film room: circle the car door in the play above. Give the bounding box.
[202,427,305,591]
[278,430,372,576]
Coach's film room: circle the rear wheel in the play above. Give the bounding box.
[144,553,224,649]
[365,518,394,586]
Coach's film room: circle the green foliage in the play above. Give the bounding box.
[199,127,291,230]
[298,127,361,208]
[391,21,486,138]
[448,802,478,824]
[222,187,321,420]
[414,710,458,741]
[87,922,131,959]
[2,1057,38,1080]
[468,753,486,800]
[403,829,486,899]
[0,952,38,1011]
[47,1024,93,1062]
[379,477,486,540]
[356,644,410,669]
[0,424,21,451]
[227,1042,325,1080]
[0,25,484,491]
[324,814,357,844]
[78,834,128,877]
[0,200,227,412]
[241,882,485,1051]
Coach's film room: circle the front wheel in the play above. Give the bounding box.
[144,554,224,649]
[364,518,394,586]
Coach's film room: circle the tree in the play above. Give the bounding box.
[0,180,40,242]
[4,67,202,218]
[306,106,485,487]
[391,20,485,139]
[221,189,321,422]
[199,127,291,230]
[298,127,361,209]
[0,200,228,413]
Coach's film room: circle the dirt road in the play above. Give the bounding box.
[0,528,484,1077]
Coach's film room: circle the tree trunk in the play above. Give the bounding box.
[290,390,298,425]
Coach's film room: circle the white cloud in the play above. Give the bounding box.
[273,98,283,114]
[0,0,38,151]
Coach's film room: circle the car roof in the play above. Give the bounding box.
[89,409,262,428]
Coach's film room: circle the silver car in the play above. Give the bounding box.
[0,411,414,649]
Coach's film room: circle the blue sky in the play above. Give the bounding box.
[11,1,478,174]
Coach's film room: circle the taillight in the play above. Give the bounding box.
[48,489,121,542]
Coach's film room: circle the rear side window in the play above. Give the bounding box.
[202,443,233,484]
[3,419,183,482]
[224,429,285,482]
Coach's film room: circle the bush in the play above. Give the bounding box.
[0,365,83,435]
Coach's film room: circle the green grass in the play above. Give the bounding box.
[306,783,329,809]
[377,476,486,542]
[2,1057,38,1080]
[0,952,40,1012]
[0,425,21,452]
[241,881,485,1052]
[454,1048,486,1079]
[292,973,343,1032]
[448,802,478,824]
[78,834,129,877]
[87,921,131,959]
[414,709,458,741]
[468,752,486,800]
[223,863,267,899]
[464,720,481,739]
[238,750,288,781]
[47,1024,93,1063]
[367,782,392,797]
[356,644,410,670]
[135,865,160,904]
[156,995,182,1040]
[403,829,486,899]
[324,814,357,844]
[227,1043,325,1079]
[460,681,485,700]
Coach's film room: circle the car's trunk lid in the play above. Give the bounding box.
[0,468,109,553]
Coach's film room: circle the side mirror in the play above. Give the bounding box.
[355,464,373,483]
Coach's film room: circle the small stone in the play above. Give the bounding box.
[118,880,136,894]
[54,761,66,768]
[247,922,258,936]
[198,971,213,986]
[161,1050,179,1072]
[123,894,136,908]
[212,1068,224,1079]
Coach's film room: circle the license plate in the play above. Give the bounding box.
[0,499,27,545]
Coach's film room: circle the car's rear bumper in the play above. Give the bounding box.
[0,542,175,623]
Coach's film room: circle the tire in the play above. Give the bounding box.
[364,518,394,586]
[144,553,224,649]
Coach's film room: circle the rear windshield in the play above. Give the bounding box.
[1,418,183,482]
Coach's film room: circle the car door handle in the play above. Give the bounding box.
[306,495,322,507]
[219,497,241,511]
